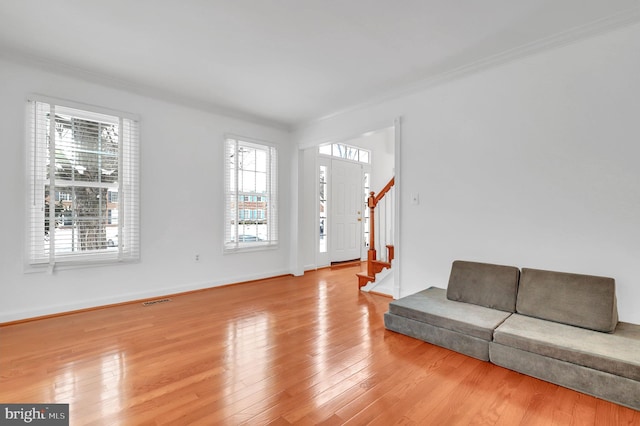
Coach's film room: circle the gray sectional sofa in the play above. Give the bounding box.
[384,260,640,411]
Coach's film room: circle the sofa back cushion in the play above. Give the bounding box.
[516,268,618,333]
[446,260,520,312]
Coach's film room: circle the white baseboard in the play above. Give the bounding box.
[0,269,292,323]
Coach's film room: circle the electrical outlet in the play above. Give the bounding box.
[195,254,200,262]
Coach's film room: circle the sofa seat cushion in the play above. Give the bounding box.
[446,260,520,312]
[388,287,512,341]
[494,314,640,381]
[516,268,618,332]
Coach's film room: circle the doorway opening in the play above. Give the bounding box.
[316,126,395,268]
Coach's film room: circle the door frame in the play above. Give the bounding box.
[327,158,367,263]
[315,155,365,267]
[314,119,400,287]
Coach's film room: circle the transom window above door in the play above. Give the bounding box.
[319,143,370,164]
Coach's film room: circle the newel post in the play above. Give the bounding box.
[367,191,376,277]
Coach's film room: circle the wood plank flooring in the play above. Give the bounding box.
[1,264,638,425]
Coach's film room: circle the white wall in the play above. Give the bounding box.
[342,127,395,192]
[295,22,640,323]
[368,127,395,193]
[0,59,292,322]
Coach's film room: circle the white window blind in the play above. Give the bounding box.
[26,98,140,269]
[224,137,278,251]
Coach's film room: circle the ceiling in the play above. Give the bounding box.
[0,1,638,129]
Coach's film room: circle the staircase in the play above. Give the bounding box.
[357,177,395,288]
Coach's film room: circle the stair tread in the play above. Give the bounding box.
[356,272,375,279]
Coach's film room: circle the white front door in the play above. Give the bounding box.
[330,160,362,262]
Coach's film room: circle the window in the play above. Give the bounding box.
[318,142,371,164]
[363,172,370,248]
[224,136,277,251]
[26,98,140,269]
[319,165,327,253]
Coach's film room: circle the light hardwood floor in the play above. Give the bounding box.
[1,264,638,425]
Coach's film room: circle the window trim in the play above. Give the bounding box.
[223,135,278,253]
[24,95,140,272]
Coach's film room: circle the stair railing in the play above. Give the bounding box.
[359,176,395,287]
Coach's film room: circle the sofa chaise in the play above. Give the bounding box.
[383,260,640,411]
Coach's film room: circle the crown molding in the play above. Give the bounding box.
[0,45,291,132]
[2,4,638,134]
[296,6,640,131]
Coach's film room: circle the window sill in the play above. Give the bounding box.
[223,242,279,254]
[24,256,139,273]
